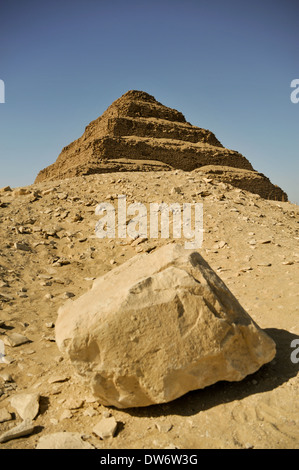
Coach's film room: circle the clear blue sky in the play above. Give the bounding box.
[1,0,298,202]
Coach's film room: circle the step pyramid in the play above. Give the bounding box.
[35,90,287,201]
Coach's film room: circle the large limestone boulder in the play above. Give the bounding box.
[55,243,276,408]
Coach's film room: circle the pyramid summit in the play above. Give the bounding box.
[35,90,287,201]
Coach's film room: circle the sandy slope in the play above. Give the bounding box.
[0,170,298,449]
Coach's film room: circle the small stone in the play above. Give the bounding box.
[40,281,52,286]
[64,398,84,410]
[257,262,272,267]
[62,291,75,299]
[45,322,55,328]
[12,188,30,197]
[10,393,40,420]
[0,372,13,383]
[60,409,73,420]
[0,292,14,302]
[83,407,98,417]
[245,442,254,449]
[72,213,83,222]
[36,432,94,449]
[0,408,12,423]
[0,282,9,288]
[42,187,56,195]
[131,237,148,247]
[57,192,68,200]
[14,242,31,252]
[92,417,118,439]
[155,421,173,433]
[164,443,178,449]
[239,267,253,272]
[0,419,35,443]
[258,239,272,244]
[23,349,35,355]
[38,274,53,280]
[170,186,182,194]
[1,355,15,364]
[248,239,257,245]
[3,333,30,347]
[282,261,294,265]
[48,374,70,384]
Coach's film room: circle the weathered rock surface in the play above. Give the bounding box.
[34,90,286,200]
[93,416,118,439]
[3,333,30,347]
[10,393,40,420]
[55,243,276,409]
[0,419,35,443]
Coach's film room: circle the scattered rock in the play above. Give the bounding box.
[44,293,54,300]
[0,372,14,383]
[170,186,182,195]
[14,242,31,252]
[59,409,73,420]
[131,236,148,247]
[0,419,35,443]
[62,291,75,299]
[36,432,94,449]
[83,407,98,417]
[92,417,118,439]
[155,421,173,433]
[239,267,253,273]
[10,393,40,420]
[3,333,31,347]
[0,408,12,423]
[12,188,30,197]
[64,398,84,410]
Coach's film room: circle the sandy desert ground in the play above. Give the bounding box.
[0,170,298,449]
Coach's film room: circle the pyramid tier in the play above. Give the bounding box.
[96,136,253,171]
[35,136,253,182]
[106,117,223,146]
[194,165,288,201]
